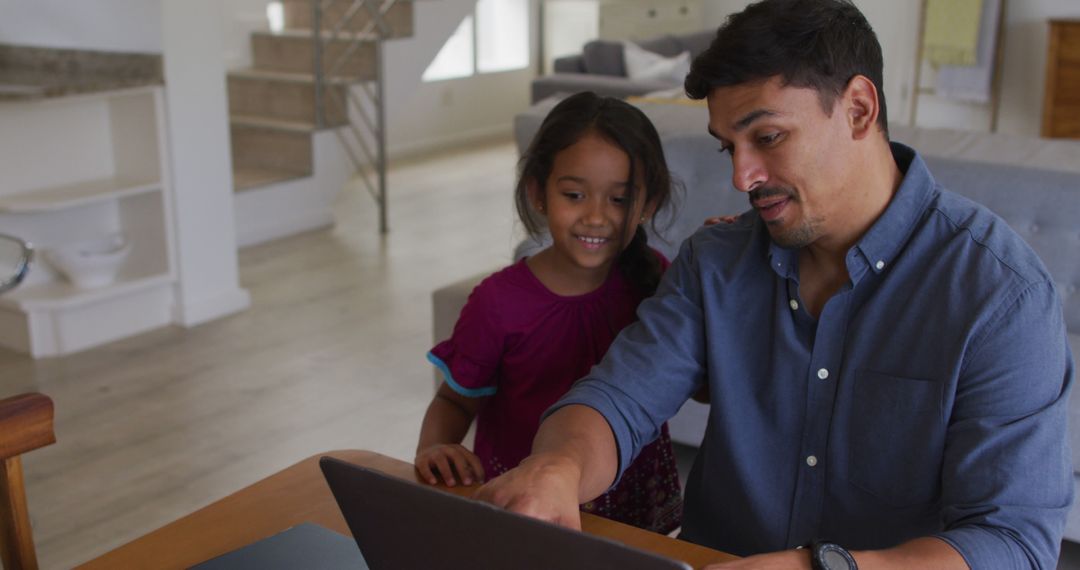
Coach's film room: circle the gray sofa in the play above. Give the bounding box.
[532,30,715,103]
[432,99,1080,541]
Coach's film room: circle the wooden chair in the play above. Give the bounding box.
[0,393,55,570]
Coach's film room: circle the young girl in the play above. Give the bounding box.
[416,92,682,534]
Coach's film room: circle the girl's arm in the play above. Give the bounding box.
[415,382,487,487]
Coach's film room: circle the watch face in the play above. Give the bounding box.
[823,550,852,569]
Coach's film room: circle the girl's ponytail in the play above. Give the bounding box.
[619,226,662,296]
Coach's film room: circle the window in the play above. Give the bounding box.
[423,16,475,81]
[267,1,285,34]
[423,0,530,82]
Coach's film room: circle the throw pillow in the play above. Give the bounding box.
[622,41,691,85]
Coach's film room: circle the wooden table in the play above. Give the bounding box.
[78,449,736,569]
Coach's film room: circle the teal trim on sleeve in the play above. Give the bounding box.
[426,352,496,397]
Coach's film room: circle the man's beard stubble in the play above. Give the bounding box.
[749,186,820,250]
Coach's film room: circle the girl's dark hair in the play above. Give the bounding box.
[514,92,673,296]
[685,0,889,137]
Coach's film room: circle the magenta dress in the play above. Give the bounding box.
[427,256,683,534]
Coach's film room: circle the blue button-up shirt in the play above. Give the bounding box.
[554,144,1073,568]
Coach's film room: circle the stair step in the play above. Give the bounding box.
[227,68,352,84]
[231,122,314,178]
[227,69,349,125]
[230,115,317,133]
[233,167,311,192]
[255,29,378,41]
[280,0,414,37]
[252,31,376,78]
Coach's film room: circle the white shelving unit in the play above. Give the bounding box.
[0,86,178,357]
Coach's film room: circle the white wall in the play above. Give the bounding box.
[701,0,1075,135]
[0,0,162,53]
[384,0,538,158]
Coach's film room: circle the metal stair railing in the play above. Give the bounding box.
[311,0,395,234]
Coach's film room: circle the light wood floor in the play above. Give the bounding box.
[0,138,522,569]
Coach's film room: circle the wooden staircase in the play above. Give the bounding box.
[227,0,414,193]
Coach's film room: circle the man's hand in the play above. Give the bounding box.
[704,214,739,226]
[415,443,485,487]
[704,549,810,569]
[474,453,584,530]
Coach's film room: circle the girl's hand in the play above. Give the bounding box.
[415,443,486,487]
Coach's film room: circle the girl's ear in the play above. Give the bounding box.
[639,185,661,224]
[527,178,545,214]
[642,197,660,222]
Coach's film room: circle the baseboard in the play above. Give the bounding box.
[389,122,513,161]
[173,287,252,328]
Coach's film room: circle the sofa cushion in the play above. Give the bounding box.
[581,34,690,78]
[921,157,1080,334]
[552,54,585,74]
[529,74,679,108]
[582,40,627,77]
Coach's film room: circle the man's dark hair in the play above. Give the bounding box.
[685,0,888,136]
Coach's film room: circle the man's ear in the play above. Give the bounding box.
[844,74,880,140]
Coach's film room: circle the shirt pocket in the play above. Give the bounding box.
[845,369,945,507]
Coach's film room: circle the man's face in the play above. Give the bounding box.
[707,76,853,249]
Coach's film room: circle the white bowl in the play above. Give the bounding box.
[44,234,131,289]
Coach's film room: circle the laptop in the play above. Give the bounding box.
[320,457,694,570]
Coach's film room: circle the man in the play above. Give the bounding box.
[477,0,1074,568]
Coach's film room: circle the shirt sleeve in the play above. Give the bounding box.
[428,280,505,398]
[549,237,707,481]
[933,280,1074,569]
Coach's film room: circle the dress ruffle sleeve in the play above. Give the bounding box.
[427,280,504,398]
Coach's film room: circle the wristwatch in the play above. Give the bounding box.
[809,540,858,570]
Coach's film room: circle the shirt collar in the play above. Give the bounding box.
[767,143,938,284]
[850,143,937,283]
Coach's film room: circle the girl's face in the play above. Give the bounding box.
[535,131,651,278]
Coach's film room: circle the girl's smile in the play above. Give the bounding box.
[575,234,612,250]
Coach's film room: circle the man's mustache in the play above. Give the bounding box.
[747,187,796,204]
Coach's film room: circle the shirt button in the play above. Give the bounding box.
[806,455,818,467]
[789,299,799,310]
[817,368,829,380]
[875,260,885,270]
